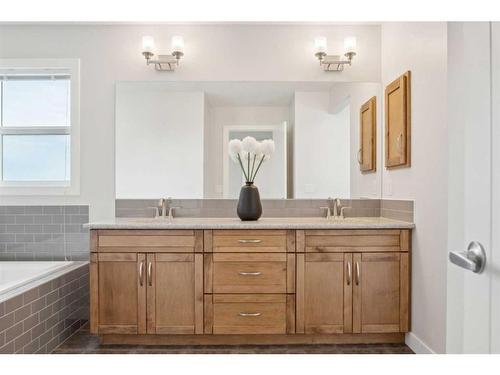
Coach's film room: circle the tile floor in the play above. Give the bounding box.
[54,328,414,354]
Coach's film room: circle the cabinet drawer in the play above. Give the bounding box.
[304,230,405,252]
[96,230,202,252]
[213,253,287,293]
[212,294,286,334]
[213,230,287,252]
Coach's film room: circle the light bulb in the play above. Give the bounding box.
[142,36,155,53]
[344,37,357,54]
[171,36,184,53]
[314,36,327,54]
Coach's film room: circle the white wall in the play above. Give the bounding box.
[115,87,204,198]
[204,106,290,198]
[294,91,350,198]
[380,22,448,353]
[0,23,381,220]
[330,82,382,199]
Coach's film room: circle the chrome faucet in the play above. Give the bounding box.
[333,198,341,219]
[321,197,335,219]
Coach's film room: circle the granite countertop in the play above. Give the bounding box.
[85,216,415,230]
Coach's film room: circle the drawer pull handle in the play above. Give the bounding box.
[239,271,262,276]
[238,239,262,243]
[239,312,261,317]
[346,261,351,286]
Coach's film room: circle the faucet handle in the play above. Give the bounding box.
[320,206,332,219]
[340,206,351,219]
[148,207,161,218]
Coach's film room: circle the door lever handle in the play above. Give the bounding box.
[449,241,486,274]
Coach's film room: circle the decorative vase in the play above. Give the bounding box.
[237,182,262,221]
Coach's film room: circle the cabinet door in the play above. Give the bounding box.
[353,252,409,333]
[147,253,203,334]
[97,253,146,334]
[359,96,377,172]
[296,253,352,334]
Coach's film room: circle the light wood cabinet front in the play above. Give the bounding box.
[97,252,146,334]
[147,253,203,334]
[296,253,352,334]
[352,252,409,333]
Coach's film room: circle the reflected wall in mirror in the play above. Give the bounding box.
[115,81,382,199]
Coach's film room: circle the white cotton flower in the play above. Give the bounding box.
[260,139,275,156]
[228,139,243,162]
[241,136,259,154]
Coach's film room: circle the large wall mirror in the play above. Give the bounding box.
[115,81,382,199]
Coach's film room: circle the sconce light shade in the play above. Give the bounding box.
[171,36,185,54]
[142,36,155,53]
[314,36,327,54]
[344,36,357,55]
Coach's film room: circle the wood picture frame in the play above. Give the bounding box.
[385,71,411,169]
[359,96,377,172]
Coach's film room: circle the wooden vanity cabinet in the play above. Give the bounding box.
[90,230,204,335]
[296,229,410,335]
[91,228,411,344]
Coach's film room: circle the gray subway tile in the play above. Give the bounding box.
[14,304,31,323]
[15,215,34,224]
[5,321,23,342]
[25,224,44,233]
[5,295,23,314]
[15,233,34,242]
[0,312,15,332]
[33,215,52,224]
[42,206,62,215]
[0,216,16,224]
[0,233,15,243]
[3,206,25,215]
[25,206,43,214]
[4,224,25,233]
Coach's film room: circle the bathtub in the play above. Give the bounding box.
[0,261,75,300]
[0,261,89,353]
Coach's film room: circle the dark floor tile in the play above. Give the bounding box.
[53,328,413,354]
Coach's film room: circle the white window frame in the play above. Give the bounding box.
[0,59,80,196]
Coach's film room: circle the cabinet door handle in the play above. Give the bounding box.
[239,271,262,276]
[355,261,360,286]
[239,312,261,317]
[139,261,145,286]
[147,262,153,286]
[346,261,352,286]
[238,239,262,243]
[357,149,362,164]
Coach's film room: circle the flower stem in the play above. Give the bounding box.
[247,152,250,182]
[250,154,257,182]
[237,154,249,181]
[251,155,266,182]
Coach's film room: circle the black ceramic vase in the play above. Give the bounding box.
[237,182,262,221]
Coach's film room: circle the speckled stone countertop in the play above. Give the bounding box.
[85,217,414,230]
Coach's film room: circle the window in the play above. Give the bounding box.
[0,59,80,195]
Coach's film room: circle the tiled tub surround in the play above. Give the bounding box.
[0,206,89,261]
[0,262,89,354]
[116,199,414,222]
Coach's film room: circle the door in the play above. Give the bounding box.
[447,22,499,353]
[296,253,352,334]
[352,253,409,333]
[97,253,146,334]
[147,253,203,334]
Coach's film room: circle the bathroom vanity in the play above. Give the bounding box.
[88,218,413,345]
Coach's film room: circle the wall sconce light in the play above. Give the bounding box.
[314,36,357,71]
[141,35,184,71]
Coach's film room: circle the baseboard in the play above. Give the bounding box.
[405,332,436,354]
